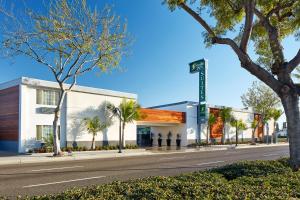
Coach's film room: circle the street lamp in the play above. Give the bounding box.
[115,107,122,153]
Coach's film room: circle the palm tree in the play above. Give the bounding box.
[207,113,216,144]
[219,107,232,144]
[230,118,247,146]
[106,98,142,151]
[83,116,108,150]
[43,134,54,151]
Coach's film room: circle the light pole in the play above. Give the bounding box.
[115,107,122,153]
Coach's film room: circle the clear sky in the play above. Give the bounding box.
[0,0,299,111]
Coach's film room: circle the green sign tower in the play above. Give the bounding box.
[189,59,208,142]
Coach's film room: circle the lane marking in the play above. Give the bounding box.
[23,176,106,188]
[263,153,281,157]
[196,161,225,166]
[159,156,186,161]
[31,166,84,172]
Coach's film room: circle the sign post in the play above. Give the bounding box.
[189,59,208,143]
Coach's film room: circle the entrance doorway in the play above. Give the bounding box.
[137,127,152,147]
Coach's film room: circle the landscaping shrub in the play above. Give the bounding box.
[211,158,291,180]
[11,158,300,200]
[125,144,138,149]
[30,144,139,154]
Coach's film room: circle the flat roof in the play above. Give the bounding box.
[0,77,137,99]
[149,101,257,114]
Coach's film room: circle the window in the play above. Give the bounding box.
[36,125,60,141]
[36,89,59,106]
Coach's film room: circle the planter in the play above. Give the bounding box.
[158,138,162,147]
[166,139,171,147]
[176,139,181,147]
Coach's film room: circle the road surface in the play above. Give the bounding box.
[0,146,289,198]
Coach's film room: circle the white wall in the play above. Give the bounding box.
[19,84,137,153]
[20,85,61,152]
[186,105,199,142]
[151,124,186,146]
[66,91,136,145]
[152,103,199,144]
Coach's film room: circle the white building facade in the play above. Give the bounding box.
[0,78,275,153]
[0,77,137,153]
[146,101,274,146]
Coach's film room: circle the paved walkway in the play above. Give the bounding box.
[0,143,288,165]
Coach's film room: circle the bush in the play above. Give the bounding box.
[125,144,138,149]
[211,158,291,180]
[14,158,300,200]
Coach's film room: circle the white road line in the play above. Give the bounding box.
[196,161,225,166]
[23,176,106,188]
[31,165,84,172]
[263,153,281,157]
[159,156,186,161]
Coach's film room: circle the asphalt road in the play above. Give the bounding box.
[0,146,289,199]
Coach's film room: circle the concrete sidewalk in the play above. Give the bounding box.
[0,143,288,165]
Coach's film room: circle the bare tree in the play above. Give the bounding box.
[0,0,130,156]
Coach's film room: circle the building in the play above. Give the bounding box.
[0,77,137,153]
[0,77,274,153]
[137,101,274,146]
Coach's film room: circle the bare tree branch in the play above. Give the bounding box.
[179,2,216,37]
[287,49,300,72]
[254,8,285,73]
[178,3,281,92]
[240,0,254,53]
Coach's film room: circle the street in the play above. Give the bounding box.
[0,146,289,198]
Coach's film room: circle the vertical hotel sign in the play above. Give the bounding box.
[189,59,207,121]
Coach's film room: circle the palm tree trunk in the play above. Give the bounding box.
[91,134,95,150]
[281,93,300,171]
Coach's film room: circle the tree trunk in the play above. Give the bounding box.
[91,134,95,150]
[206,124,209,144]
[235,125,238,146]
[53,90,66,156]
[251,129,256,144]
[122,122,125,149]
[281,93,300,171]
[221,124,225,144]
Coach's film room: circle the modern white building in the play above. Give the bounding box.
[138,101,274,146]
[0,77,137,153]
[0,77,275,153]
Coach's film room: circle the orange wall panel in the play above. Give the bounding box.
[138,108,186,124]
[209,108,224,139]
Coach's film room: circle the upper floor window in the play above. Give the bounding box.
[36,89,59,106]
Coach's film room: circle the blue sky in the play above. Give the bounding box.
[0,0,299,110]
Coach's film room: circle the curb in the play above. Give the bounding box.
[0,144,289,166]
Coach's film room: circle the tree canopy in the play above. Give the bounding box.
[241,81,281,123]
